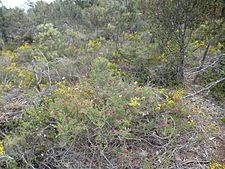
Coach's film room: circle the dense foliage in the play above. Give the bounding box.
[0,0,224,168]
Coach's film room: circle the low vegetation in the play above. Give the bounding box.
[0,0,224,168]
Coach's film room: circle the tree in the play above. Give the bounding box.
[148,0,213,85]
[0,2,7,42]
[0,6,28,44]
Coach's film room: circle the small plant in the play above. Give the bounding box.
[220,117,225,124]
[209,161,225,169]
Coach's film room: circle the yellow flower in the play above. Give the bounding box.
[209,123,218,130]
[158,88,164,93]
[155,104,161,111]
[129,97,140,107]
[209,161,225,169]
[188,119,195,125]
[217,42,223,49]
[88,39,102,49]
[167,100,175,108]
[141,97,145,100]
[2,50,17,61]
[0,141,4,156]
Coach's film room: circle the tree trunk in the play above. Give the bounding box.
[176,50,185,84]
[175,34,186,85]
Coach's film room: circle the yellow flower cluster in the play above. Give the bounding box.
[194,40,207,48]
[54,80,68,95]
[54,80,74,96]
[6,63,20,73]
[209,123,219,131]
[18,69,34,89]
[124,32,139,41]
[188,119,195,125]
[208,46,218,54]
[0,141,4,156]
[112,51,120,57]
[217,42,223,49]
[166,96,175,108]
[5,61,35,89]
[156,96,175,111]
[34,55,45,62]
[88,39,102,49]
[170,88,184,100]
[129,97,140,107]
[0,81,13,90]
[156,87,164,93]
[2,50,16,61]
[155,103,165,111]
[155,105,161,111]
[18,43,32,50]
[209,161,225,169]
[107,62,120,75]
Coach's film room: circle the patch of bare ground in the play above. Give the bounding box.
[184,95,225,168]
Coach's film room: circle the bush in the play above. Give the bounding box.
[1,57,191,168]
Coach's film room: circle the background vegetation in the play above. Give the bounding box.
[0,0,224,168]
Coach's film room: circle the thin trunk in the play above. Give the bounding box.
[176,49,185,84]
[176,32,186,85]
[193,44,210,84]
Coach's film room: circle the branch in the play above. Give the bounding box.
[186,53,224,75]
[192,44,206,53]
[183,77,225,99]
[192,53,222,76]
[38,49,52,86]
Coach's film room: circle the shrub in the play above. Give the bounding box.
[2,57,191,168]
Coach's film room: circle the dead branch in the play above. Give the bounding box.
[184,77,225,98]
[186,53,224,75]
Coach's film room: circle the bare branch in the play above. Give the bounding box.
[186,53,224,75]
[184,77,225,98]
[192,53,223,76]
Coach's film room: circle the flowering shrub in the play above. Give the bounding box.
[2,57,192,168]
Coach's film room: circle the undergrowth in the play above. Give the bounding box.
[0,57,193,168]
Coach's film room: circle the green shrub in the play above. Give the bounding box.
[2,57,191,168]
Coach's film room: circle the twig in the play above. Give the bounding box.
[193,54,223,75]
[186,53,224,75]
[181,160,210,165]
[22,155,36,169]
[38,49,52,86]
[100,151,115,168]
[0,129,6,138]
